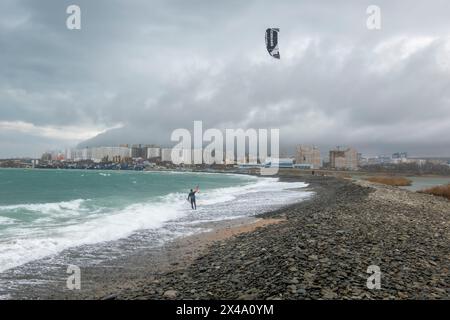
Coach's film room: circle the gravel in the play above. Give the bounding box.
[111,175,449,300]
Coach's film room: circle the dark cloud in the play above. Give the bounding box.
[1,0,450,157]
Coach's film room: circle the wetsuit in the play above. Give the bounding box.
[187,191,197,210]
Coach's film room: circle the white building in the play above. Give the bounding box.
[64,148,73,161]
[161,148,173,162]
[170,148,193,164]
[92,147,131,162]
[203,148,223,165]
[147,147,161,159]
[69,147,130,162]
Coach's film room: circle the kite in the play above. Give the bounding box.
[265,28,280,59]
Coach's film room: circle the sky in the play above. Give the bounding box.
[1,0,450,158]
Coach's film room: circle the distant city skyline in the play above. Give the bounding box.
[3,142,450,162]
[2,141,450,160]
[1,1,450,158]
[3,143,447,173]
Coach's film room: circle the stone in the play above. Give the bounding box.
[163,290,178,299]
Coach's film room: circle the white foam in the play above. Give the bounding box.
[0,217,16,225]
[195,178,309,205]
[0,199,86,214]
[99,173,111,177]
[0,197,185,272]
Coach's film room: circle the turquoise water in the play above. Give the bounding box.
[353,174,450,191]
[0,168,249,208]
[0,169,311,274]
[400,176,450,191]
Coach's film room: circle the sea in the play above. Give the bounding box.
[0,168,311,297]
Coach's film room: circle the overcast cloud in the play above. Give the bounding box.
[1,0,450,158]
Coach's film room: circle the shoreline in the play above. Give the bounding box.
[1,173,449,299]
[3,216,290,300]
[112,174,449,300]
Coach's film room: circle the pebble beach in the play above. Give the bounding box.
[107,174,449,300]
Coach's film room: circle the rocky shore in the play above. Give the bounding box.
[108,175,449,300]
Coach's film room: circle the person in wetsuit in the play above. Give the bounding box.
[187,189,197,210]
